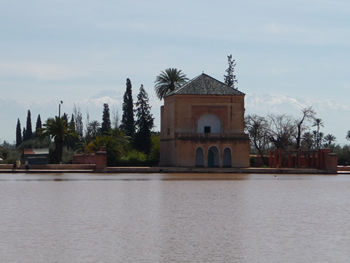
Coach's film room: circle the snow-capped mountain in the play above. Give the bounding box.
[0,93,349,145]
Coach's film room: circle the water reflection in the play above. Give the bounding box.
[0,173,350,262]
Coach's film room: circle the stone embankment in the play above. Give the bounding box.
[0,164,335,174]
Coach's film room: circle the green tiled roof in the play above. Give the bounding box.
[165,73,245,97]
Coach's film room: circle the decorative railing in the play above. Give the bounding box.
[175,133,249,140]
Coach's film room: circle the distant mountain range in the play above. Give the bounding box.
[1,92,349,145]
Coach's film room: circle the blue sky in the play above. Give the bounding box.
[1,0,350,142]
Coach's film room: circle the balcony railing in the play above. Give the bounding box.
[175,133,249,140]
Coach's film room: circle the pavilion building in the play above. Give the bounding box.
[160,73,250,167]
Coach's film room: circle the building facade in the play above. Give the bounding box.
[160,73,250,167]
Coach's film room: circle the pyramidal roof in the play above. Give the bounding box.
[165,73,245,97]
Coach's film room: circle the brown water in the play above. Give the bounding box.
[1,173,350,262]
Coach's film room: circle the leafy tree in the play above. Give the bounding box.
[35,114,42,138]
[16,118,22,148]
[101,103,111,135]
[24,110,33,141]
[134,85,154,154]
[86,127,129,165]
[224,54,238,89]
[39,116,78,163]
[149,133,160,162]
[154,68,188,100]
[120,78,135,136]
[334,144,350,165]
[245,114,270,165]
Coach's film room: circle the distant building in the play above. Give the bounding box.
[160,73,250,167]
[24,148,49,164]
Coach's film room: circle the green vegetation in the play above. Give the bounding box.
[120,78,135,137]
[244,108,350,166]
[39,116,78,163]
[3,76,161,167]
[224,54,238,89]
[154,68,188,100]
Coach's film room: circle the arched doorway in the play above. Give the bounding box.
[223,147,232,167]
[208,146,220,167]
[195,147,205,167]
[197,114,221,134]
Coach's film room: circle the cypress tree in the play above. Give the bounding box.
[224,54,238,89]
[120,78,134,136]
[22,127,26,142]
[101,103,111,134]
[16,119,22,148]
[35,114,42,138]
[25,110,33,141]
[134,85,154,154]
[70,114,76,131]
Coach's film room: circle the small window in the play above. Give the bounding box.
[204,126,211,133]
[167,127,170,135]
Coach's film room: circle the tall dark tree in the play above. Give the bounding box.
[101,103,111,134]
[22,127,26,142]
[16,119,22,148]
[224,55,238,89]
[120,78,135,136]
[154,68,188,100]
[70,114,75,131]
[25,110,33,141]
[35,114,42,138]
[134,85,154,154]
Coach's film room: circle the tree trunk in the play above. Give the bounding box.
[55,138,63,164]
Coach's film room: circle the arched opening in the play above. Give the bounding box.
[208,146,220,167]
[197,114,221,134]
[223,147,232,167]
[195,147,205,167]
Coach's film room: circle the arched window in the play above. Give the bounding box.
[197,114,221,134]
[208,146,220,167]
[223,147,232,167]
[195,147,205,167]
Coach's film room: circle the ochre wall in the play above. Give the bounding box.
[160,93,249,168]
[175,139,249,167]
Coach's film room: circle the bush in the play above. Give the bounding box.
[110,150,158,167]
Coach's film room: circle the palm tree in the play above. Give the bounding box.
[312,118,324,149]
[323,134,336,147]
[154,68,188,100]
[40,116,78,163]
[346,130,350,141]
